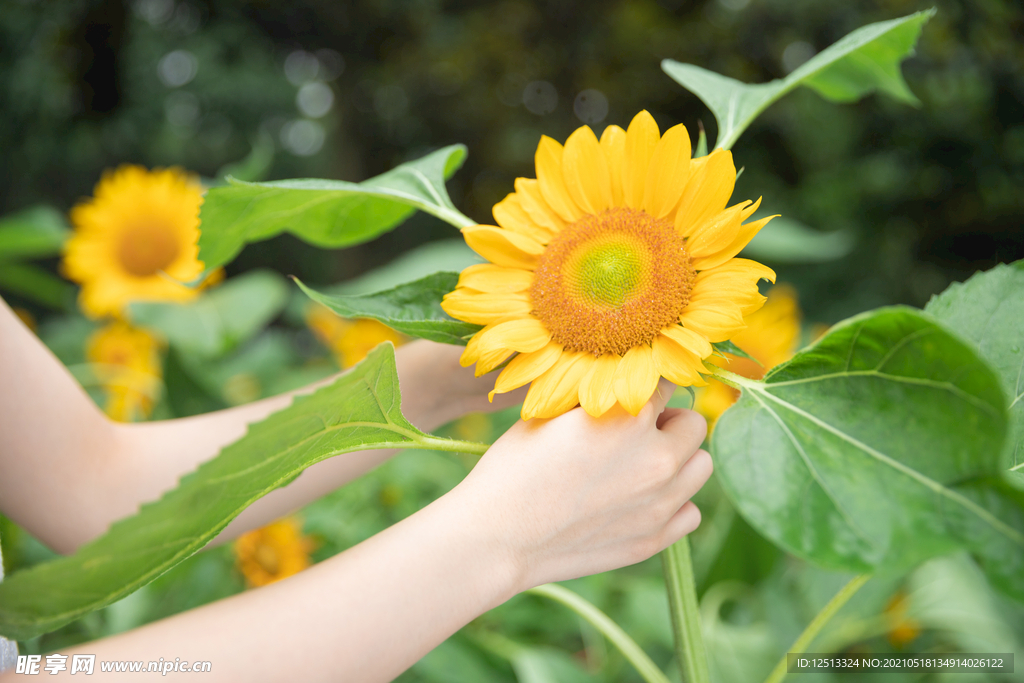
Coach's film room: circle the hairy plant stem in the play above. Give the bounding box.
[527,583,672,683]
[662,538,710,683]
[762,574,871,683]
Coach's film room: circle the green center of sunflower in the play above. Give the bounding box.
[530,207,696,356]
[571,238,644,308]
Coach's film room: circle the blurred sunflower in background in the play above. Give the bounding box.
[695,285,801,432]
[85,321,163,422]
[234,516,317,588]
[443,110,776,419]
[305,304,406,368]
[62,165,215,319]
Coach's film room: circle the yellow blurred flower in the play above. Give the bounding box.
[441,111,777,420]
[694,285,801,431]
[884,590,921,649]
[63,165,215,319]
[306,304,405,368]
[86,322,162,422]
[234,517,317,588]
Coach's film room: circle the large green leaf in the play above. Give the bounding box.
[950,473,1024,601]
[197,145,472,270]
[128,270,289,359]
[925,260,1024,468]
[296,272,481,346]
[713,307,1012,574]
[0,343,480,640]
[662,10,934,149]
[0,206,69,262]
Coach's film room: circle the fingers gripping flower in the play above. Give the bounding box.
[63,165,211,319]
[441,111,777,419]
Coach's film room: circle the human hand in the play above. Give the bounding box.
[448,379,711,591]
[396,339,528,432]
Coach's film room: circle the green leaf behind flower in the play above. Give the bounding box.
[925,260,1024,468]
[662,9,934,149]
[295,272,481,346]
[129,270,289,359]
[0,206,69,262]
[197,145,472,270]
[0,343,475,640]
[713,307,1013,575]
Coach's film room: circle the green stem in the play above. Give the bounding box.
[662,538,710,683]
[707,365,757,391]
[527,583,671,683]
[762,574,871,683]
[413,434,489,456]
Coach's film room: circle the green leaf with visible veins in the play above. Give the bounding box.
[713,307,1013,575]
[197,145,472,270]
[295,272,481,346]
[662,10,934,149]
[925,260,1024,469]
[0,343,478,640]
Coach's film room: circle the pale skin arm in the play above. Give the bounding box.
[12,382,711,682]
[0,295,713,681]
[0,297,522,553]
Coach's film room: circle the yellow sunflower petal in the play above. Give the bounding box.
[515,178,567,235]
[613,344,660,416]
[690,258,776,315]
[600,124,626,206]
[493,193,556,244]
[686,200,757,258]
[642,123,692,219]
[562,125,613,215]
[460,318,520,374]
[442,290,531,326]
[679,301,746,343]
[675,149,736,236]
[457,263,534,293]
[474,317,552,357]
[578,353,620,417]
[462,225,544,270]
[474,346,516,376]
[522,351,594,420]
[535,136,584,222]
[623,110,660,209]
[653,334,709,387]
[460,320,504,366]
[660,323,713,359]
[692,214,777,272]
[489,341,563,401]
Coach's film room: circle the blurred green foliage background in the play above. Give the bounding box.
[1,0,1022,321]
[1,1,1022,681]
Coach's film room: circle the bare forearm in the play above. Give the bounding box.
[47,487,521,682]
[0,292,470,553]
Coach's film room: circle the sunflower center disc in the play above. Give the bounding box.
[118,223,180,277]
[530,207,696,356]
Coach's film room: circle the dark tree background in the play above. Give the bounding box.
[1,0,1021,323]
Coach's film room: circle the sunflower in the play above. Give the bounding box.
[86,321,163,422]
[441,111,777,419]
[695,285,801,431]
[63,165,211,319]
[234,516,317,588]
[305,304,406,368]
